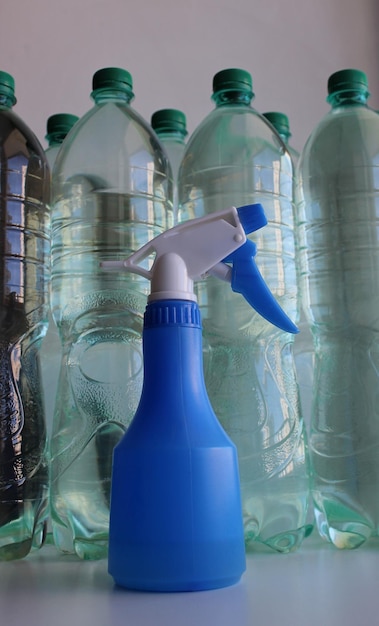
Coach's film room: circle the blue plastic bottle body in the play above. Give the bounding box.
[0,99,50,560]
[108,300,246,591]
[296,87,379,548]
[50,85,172,559]
[178,87,309,552]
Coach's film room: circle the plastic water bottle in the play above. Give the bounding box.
[0,71,50,559]
[50,67,172,559]
[264,110,315,536]
[263,112,314,432]
[178,68,310,553]
[296,69,379,549]
[262,111,299,163]
[42,113,79,545]
[42,113,79,439]
[151,108,187,223]
[45,113,79,168]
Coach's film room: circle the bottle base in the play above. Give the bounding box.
[73,538,108,560]
[52,520,108,560]
[314,498,374,549]
[0,511,47,561]
[244,520,307,553]
[108,538,246,592]
[111,573,243,593]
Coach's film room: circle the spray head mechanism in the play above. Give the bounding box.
[101,204,298,334]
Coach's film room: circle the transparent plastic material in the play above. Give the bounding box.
[158,130,186,184]
[263,111,300,166]
[50,70,172,559]
[0,82,50,560]
[296,70,379,549]
[178,70,310,553]
[42,113,79,439]
[264,111,315,537]
[151,109,187,224]
[263,112,314,435]
[155,132,185,224]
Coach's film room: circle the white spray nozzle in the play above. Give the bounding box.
[101,203,298,333]
[101,206,247,302]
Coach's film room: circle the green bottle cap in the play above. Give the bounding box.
[327,69,369,95]
[263,111,291,138]
[0,70,17,105]
[92,67,133,93]
[46,113,79,139]
[212,68,253,94]
[151,109,187,136]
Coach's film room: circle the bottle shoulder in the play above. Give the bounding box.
[181,106,290,175]
[299,106,379,172]
[186,106,284,148]
[45,145,60,169]
[0,108,47,162]
[54,101,170,180]
[57,102,169,167]
[0,110,49,199]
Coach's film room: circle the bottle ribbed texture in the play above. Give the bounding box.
[296,69,379,549]
[49,68,172,560]
[0,71,50,560]
[144,300,201,328]
[178,69,310,553]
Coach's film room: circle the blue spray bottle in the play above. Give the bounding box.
[103,203,298,592]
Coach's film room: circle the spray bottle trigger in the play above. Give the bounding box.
[224,241,299,334]
[236,203,267,235]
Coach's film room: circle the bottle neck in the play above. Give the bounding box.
[212,89,253,107]
[157,130,187,144]
[328,90,369,108]
[91,88,134,105]
[0,93,14,109]
[47,133,67,147]
[278,130,290,144]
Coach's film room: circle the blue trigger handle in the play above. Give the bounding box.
[236,203,267,234]
[224,241,299,334]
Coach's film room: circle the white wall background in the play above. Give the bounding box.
[0,0,378,152]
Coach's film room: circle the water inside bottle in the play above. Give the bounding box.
[50,190,167,558]
[0,115,49,560]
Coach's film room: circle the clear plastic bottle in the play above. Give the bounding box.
[178,68,309,553]
[50,67,172,559]
[264,110,315,537]
[45,113,79,168]
[263,112,313,432]
[42,113,79,439]
[151,108,187,223]
[262,111,299,164]
[0,71,50,560]
[296,69,379,549]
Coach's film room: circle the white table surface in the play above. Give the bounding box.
[1,534,378,626]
